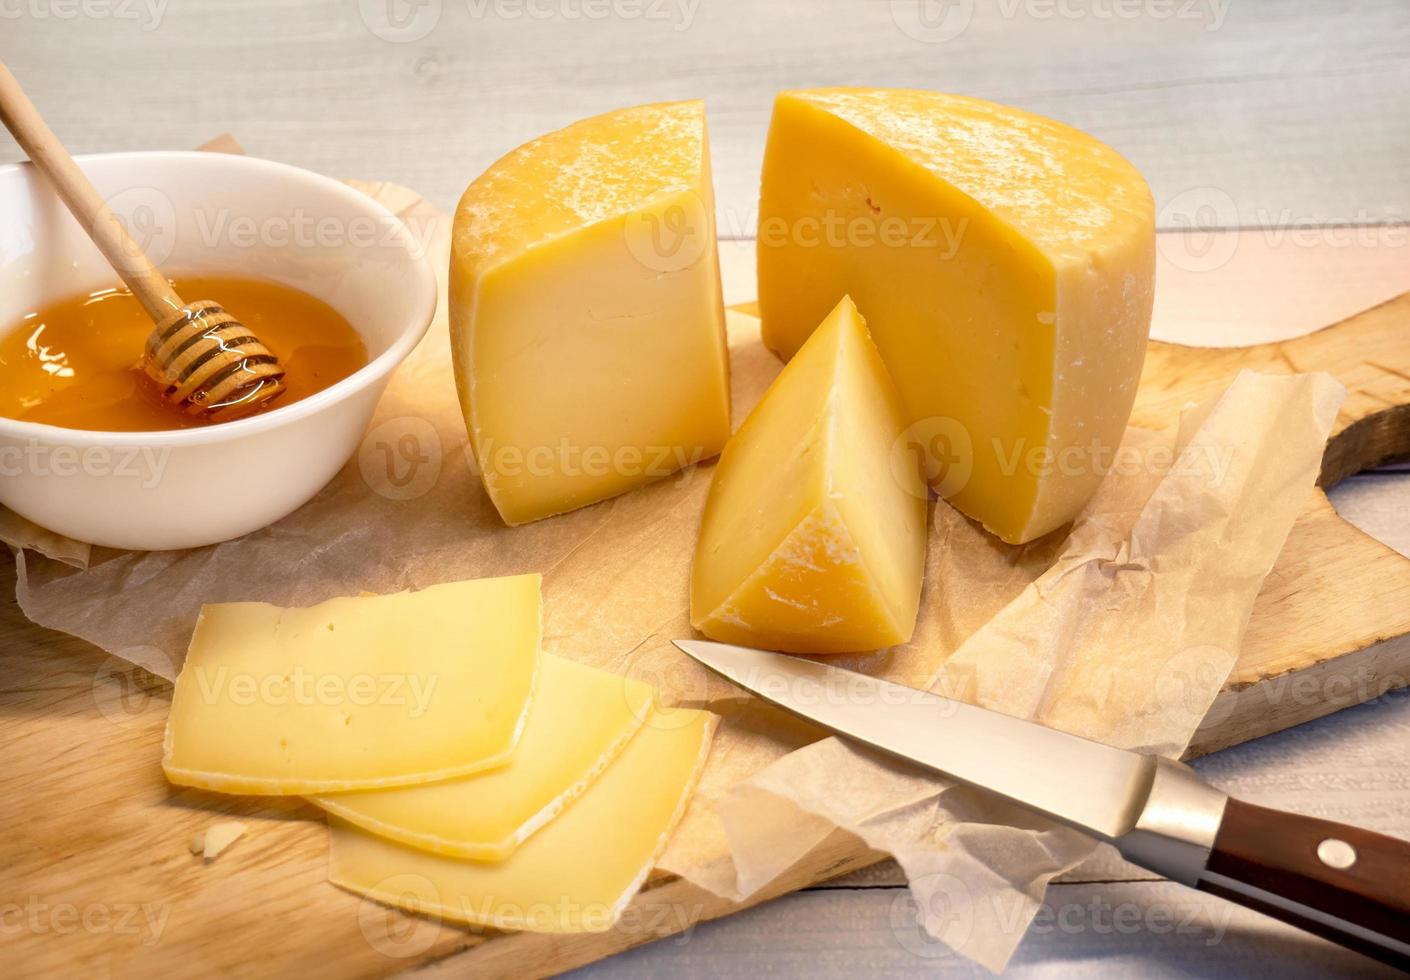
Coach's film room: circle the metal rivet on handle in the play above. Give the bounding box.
[1316,838,1357,869]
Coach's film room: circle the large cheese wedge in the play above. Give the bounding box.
[691,296,927,654]
[758,88,1156,543]
[163,576,541,795]
[310,654,653,859]
[328,706,716,933]
[450,100,731,526]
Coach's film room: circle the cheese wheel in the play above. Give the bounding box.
[759,88,1156,543]
[451,100,731,526]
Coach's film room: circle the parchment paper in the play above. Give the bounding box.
[3,182,1345,969]
[701,371,1345,970]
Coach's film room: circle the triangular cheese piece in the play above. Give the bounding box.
[691,296,927,654]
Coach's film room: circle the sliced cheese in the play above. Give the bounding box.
[450,99,731,526]
[691,296,927,654]
[163,576,542,795]
[328,706,716,933]
[310,654,653,860]
[758,88,1155,543]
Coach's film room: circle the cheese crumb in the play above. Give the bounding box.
[190,821,249,862]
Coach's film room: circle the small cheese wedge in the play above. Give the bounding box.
[163,576,542,795]
[758,88,1156,543]
[450,99,731,526]
[691,296,927,654]
[328,706,716,933]
[310,654,653,860]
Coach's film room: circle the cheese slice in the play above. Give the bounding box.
[163,576,542,795]
[758,88,1155,543]
[328,706,716,933]
[691,296,927,654]
[450,99,731,526]
[310,654,653,860]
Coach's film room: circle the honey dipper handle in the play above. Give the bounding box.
[0,61,184,322]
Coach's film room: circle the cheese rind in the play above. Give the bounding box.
[758,88,1155,543]
[310,655,653,860]
[162,576,542,795]
[451,100,731,526]
[327,707,716,933]
[691,296,927,654]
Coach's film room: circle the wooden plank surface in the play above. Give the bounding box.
[1,0,1408,224]
[570,877,1410,978]
[3,3,1409,976]
[576,683,1410,979]
[2,230,1407,980]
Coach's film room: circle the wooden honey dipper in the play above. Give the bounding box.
[0,62,286,421]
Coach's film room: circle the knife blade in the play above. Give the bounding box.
[674,638,1410,968]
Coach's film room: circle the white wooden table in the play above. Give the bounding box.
[3,1,1409,975]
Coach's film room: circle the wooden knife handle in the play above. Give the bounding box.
[1198,798,1410,969]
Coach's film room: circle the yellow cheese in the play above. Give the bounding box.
[758,88,1155,543]
[691,296,927,654]
[328,706,716,933]
[162,576,542,795]
[450,100,731,526]
[310,654,653,860]
[189,821,247,862]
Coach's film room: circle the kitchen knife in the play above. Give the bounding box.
[674,639,1410,968]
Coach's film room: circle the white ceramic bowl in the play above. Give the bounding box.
[0,152,437,550]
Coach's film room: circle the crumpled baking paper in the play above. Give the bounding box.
[700,371,1345,970]
[1,180,1345,970]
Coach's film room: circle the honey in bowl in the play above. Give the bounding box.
[0,276,369,432]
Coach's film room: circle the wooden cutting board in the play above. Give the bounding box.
[3,229,1409,979]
